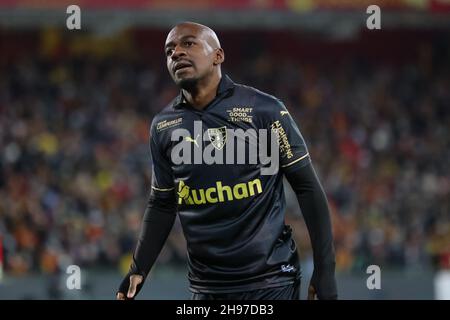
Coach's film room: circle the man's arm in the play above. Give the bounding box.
[117,117,177,300]
[284,162,338,300]
[117,188,176,299]
[267,98,337,299]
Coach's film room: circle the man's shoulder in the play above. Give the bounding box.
[150,101,183,133]
[233,82,285,117]
[234,82,283,108]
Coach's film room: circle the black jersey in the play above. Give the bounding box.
[149,75,311,293]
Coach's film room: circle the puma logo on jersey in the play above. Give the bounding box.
[185,134,200,148]
[177,179,263,205]
[280,111,289,116]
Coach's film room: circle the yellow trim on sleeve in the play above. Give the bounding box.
[281,153,310,168]
[151,186,175,192]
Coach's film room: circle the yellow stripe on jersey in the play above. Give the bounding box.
[281,153,310,168]
[151,186,175,192]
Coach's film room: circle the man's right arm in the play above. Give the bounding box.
[117,118,177,300]
[117,188,176,299]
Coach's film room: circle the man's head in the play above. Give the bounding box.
[165,22,224,89]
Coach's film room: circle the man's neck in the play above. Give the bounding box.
[182,73,221,110]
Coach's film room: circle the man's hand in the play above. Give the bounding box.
[116,274,144,300]
[308,268,338,300]
[307,284,317,300]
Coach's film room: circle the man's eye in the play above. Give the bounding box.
[185,41,194,46]
[166,49,173,56]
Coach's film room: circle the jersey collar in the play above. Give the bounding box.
[172,74,235,109]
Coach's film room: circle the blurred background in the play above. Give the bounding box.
[0,0,449,300]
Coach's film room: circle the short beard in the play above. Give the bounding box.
[176,77,198,90]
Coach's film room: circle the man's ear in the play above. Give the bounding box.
[214,48,225,65]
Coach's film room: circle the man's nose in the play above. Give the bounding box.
[171,45,187,60]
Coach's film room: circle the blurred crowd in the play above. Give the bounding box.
[0,31,449,277]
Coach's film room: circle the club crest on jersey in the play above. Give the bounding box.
[207,126,227,150]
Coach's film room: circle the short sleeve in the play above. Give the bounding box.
[269,100,311,172]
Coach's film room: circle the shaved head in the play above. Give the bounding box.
[170,22,221,49]
[165,21,224,90]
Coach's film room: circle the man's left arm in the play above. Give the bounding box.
[269,99,337,299]
[284,162,337,300]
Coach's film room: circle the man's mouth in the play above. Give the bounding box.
[173,62,193,73]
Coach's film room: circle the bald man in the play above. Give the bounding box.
[165,22,224,109]
[117,22,337,300]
